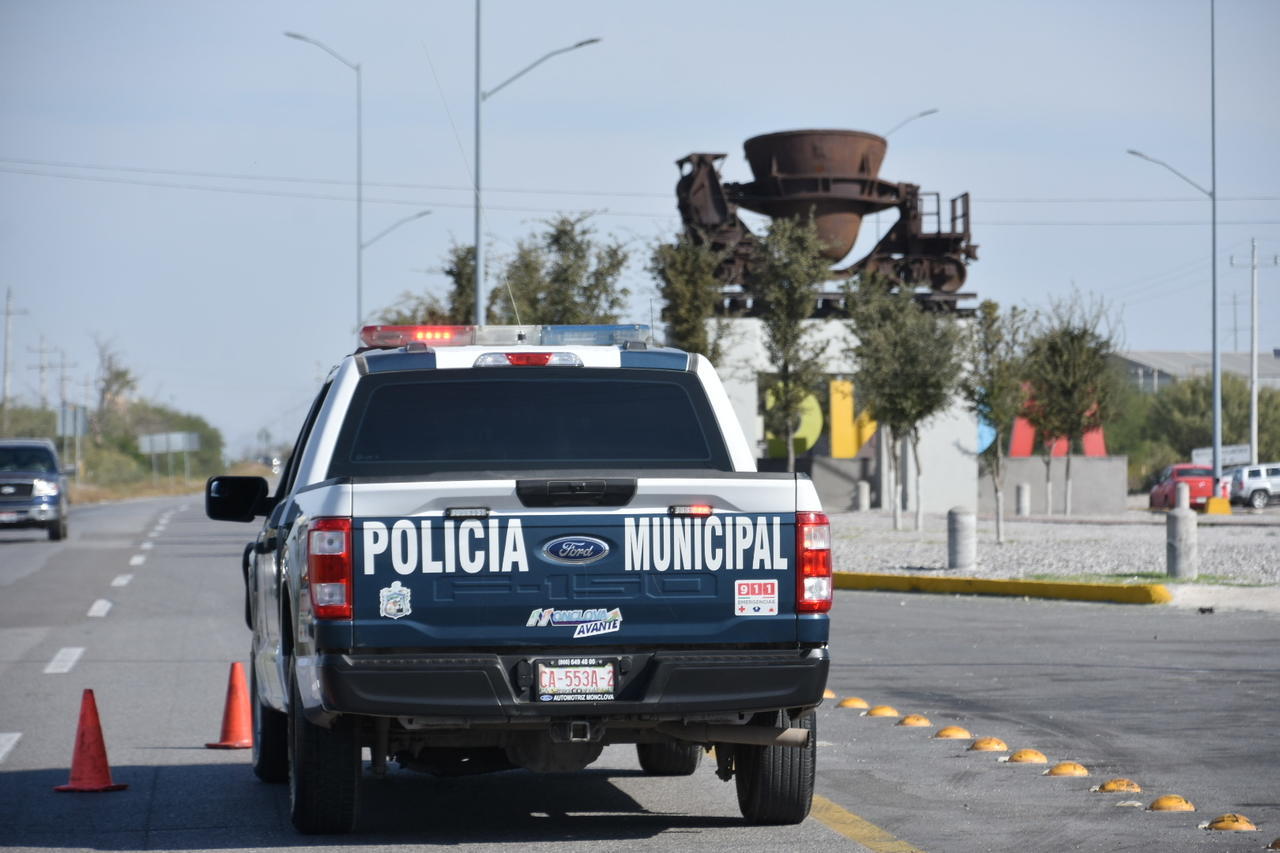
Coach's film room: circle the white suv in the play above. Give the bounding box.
[1228,463,1280,509]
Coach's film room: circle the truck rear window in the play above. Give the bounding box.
[328,368,732,476]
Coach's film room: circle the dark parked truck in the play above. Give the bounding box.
[206,324,832,834]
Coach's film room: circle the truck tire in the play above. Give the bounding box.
[636,741,702,776]
[1250,490,1269,510]
[288,662,360,834]
[47,517,66,541]
[252,660,288,784]
[734,710,815,825]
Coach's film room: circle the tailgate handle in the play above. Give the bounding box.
[516,478,637,507]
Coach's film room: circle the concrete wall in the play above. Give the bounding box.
[978,456,1129,516]
[711,317,979,514]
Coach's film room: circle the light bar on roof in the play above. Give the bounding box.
[360,325,477,347]
[359,324,651,349]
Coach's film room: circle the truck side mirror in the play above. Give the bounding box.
[206,475,274,522]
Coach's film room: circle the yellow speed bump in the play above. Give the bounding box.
[1203,813,1256,831]
[934,725,972,739]
[1045,761,1088,777]
[1006,749,1048,764]
[865,705,900,718]
[1093,778,1142,793]
[1148,794,1195,812]
[837,696,869,709]
[823,688,837,699]
[897,714,932,727]
[968,737,1008,752]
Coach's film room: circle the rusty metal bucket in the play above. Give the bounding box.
[732,130,900,260]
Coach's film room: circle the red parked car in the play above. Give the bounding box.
[1149,463,1216,509]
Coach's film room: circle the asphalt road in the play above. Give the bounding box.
[1,498,1276,852]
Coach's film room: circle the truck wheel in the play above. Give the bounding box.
[47,517,66,541]
[1249,490,1269,510]
[636,741,703,776]
[734,710,816,825]
[288,663,359,834]
[252,660,289,784]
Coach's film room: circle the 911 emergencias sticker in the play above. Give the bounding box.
[734,579,778,615]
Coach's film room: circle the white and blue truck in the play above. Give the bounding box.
[206,324,832,833]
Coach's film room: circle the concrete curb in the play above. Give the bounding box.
[833,571,1173,605]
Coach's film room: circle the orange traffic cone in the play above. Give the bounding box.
[205,662,253,749]
[54,689,127,792]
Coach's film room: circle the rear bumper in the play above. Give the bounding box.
[314,646,829,722]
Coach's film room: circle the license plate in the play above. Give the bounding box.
[535,658,615,701]
[0,512,18,523]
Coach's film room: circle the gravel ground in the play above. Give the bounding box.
[829,509,1280,587]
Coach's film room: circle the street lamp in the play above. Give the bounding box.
[285,31,363,335]
[361,210,432,252]
[473,1,600,325]
[1127,146,1220,487]
[883,108,939,137]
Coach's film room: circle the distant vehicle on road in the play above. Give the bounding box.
[1227,463,1280,509]
[0,438,70,540]
[1148,463,1215,510]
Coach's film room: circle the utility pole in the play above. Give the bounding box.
[1230,238,1279,465]
[28,335,55,410]
[1,288,28,435]
[1230,292,1241,352]
[52,350,77,460]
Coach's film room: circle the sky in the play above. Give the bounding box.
[2,0,1278,458]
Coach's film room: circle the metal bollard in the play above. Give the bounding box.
[1015,483,1031,517]
[1166,504,1198,580]
[855,480,871,511]
[947,506,976,571]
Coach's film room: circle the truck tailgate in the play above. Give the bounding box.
[348,476,801,648]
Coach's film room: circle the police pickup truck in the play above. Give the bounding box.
[206,324,831,834]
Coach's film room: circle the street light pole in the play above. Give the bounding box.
[883,108,939,137]
[285,31,363,335]
[472,1,599,325]
[1125,1,1221,492]
[1128,147,1220,486]
[361,210,433,252]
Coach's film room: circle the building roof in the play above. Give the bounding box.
[1117,350,1280,383]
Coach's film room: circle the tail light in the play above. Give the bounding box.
[307,517,352,620]
[796,511,832,613]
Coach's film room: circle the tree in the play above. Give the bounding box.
[751,217,831,473]
[488,214,629,325]
[650,236,726,361]
[1022,297,1119,515]
[1144,372,1279,462]
[958,300,1029,544]
[93,339,137,442]
[844,277,963,531]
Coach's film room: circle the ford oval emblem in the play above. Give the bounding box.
[542,535,610,565]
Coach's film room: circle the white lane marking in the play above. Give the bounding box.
[141,541,154,550]
[150,529,164,537]
[87,599,113,618]
[0,732,20,763]
[129,554,146,566]
[111,574,133,587]
[44,647,85,674]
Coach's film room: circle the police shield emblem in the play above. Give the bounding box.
[379,581,412,619]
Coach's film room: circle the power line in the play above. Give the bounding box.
[4,163,1280,226]
[1,156,1277,204]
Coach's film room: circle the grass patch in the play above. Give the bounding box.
[67,462,272,505]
